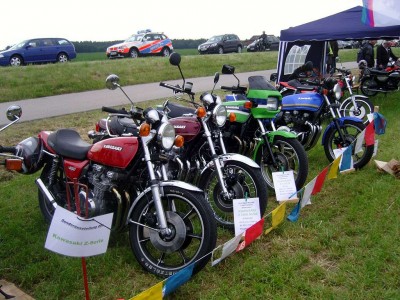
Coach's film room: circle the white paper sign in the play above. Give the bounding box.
[373,139,379,157]
[45,206,113,257]
[233,197,261,237]
[272,171,298,202]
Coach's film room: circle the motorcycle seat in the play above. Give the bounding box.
[165,102,196,118]
[368,68,391,75]
[48,129,92,160]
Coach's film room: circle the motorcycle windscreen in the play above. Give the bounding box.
[87,137,139,169]
[281,93,323,112]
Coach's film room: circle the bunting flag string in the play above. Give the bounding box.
[128,113,383,299]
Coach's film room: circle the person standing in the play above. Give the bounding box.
[362,40,377,68]
[260,31,268,50]
[376,40,399,69]
[327,41,339,73]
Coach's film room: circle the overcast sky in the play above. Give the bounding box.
[0,0,362,50]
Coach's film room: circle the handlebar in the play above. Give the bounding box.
[102,106,128,115]
[159,82,195,96]
[0,145,16,154]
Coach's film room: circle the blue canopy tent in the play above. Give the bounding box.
[276,6,400,82]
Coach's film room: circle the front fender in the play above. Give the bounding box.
[322,117,363,145]
[217,153,261,169]
[267,130,297,141]
[126,180,204,224]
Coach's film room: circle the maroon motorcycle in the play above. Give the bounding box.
[0,105,217,277]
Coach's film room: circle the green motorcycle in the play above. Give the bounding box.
[220,65,309,191]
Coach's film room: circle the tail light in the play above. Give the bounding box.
[95,122,100,132]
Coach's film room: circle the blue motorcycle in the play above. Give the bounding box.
[272,77,374,169]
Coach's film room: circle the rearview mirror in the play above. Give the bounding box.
[221,65,235,75]
[169,52,181,66]
[6,105,22,121]
[269,73,277,81]
[106,74,120,90]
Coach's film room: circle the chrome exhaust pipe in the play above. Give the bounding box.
[35,178,57,208]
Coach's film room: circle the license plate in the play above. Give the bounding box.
[110,51,117,55]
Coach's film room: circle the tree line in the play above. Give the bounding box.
[72,39,207,53]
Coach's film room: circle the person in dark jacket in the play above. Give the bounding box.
[362,40,377,68]
[327,40,339,73]
[376,40,399,69]
[287,61,314,87]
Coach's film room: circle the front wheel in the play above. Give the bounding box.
[129,186,217,278]
[198,160,268,230]
[360,78,378,96]
[129,48,139,58]
[255,136,309,190]
[57,52,69,63]
[340,96,374,124]
[323,119,374,169]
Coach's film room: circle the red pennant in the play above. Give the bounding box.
[236,218,265,252]
[365,121,375,146]
[311,166,329,195]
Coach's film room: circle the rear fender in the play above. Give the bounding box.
[322,117,363,145]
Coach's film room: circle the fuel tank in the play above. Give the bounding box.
[169,117,201,142]
[281,93,323,112]
[87,137,139,169]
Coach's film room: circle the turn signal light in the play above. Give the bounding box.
[196,107,207,118]
[139,123,151,137]
[229,112,236,122]
[174,135,184,148]
[244,101,253,109]
[5,159,23,171]
[322,89,329,95]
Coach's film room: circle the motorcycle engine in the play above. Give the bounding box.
[82,164,122,217]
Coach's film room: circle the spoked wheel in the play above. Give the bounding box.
[323,119,374,169]
[255,136,309,190]
[198,161,268,230]
[340,96,374,124]
[360,78,378,96]
[129,186,217,277]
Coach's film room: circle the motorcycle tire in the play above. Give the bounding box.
[129,186,217,278]
[323,119,374,169]
[360,78,379,97]
[197,160,268,231]
[340,96,374,124]
[254,136,309,191]
[38,162,67,224]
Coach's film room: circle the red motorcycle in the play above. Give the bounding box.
[0,104,217,277]
[91,54,268,231]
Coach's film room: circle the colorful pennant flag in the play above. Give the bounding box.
[265,202,287,235]
[328,155,342,179]
[130,281,163,300]
[355,128,365,154]
[236,218,265,252]
[362,0,400,27]
[163,263,195,297]
[211,234,242,266]
[339,146,353,172]
[365,121,375,146]
[287,201,301,222]
[311,166,329,195]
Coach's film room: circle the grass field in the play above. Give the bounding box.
[0,49,399,300]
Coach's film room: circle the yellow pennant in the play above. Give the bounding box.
[130,281,163,300]
[328,155,342,179]
[265,202,287,235]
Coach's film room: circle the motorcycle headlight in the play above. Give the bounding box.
[266,97,279,110]
[333,83,342,100]
[212,104,227,127]
[157,123,175,150]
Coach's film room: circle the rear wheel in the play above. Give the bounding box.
[255,136,309,190]
[323,119,374,169]
[129,186,217,277]
[198,160,268,230]
[57,52,69,63]
[161,47,171,57]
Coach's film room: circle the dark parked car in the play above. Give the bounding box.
[198,34,243,54]
[0,38,76,67]
[246,35,280,52]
